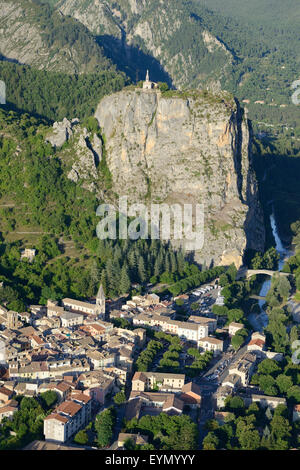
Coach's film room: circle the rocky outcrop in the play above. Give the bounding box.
[46,118,102,191]
[94,88,265,267]
[67,128,100,188]
[46,118,79,148]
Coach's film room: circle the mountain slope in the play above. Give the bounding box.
[48,0,299,133]
[53,0,235,87]
[197,0,300,27]
[0,0,112,73]
[0,61,127,122]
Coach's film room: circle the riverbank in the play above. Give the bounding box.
[248,212,295,332]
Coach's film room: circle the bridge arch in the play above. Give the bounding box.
[237,268,291,280]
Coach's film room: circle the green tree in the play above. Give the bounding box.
[120,263,131,294]
[238,429,261,450]
[40,390,58,410]
[231,334,244,350]
[287,385,300,403]
[202,432,219,450]
[270,415,291,442]
[276,374,293,394]
[113,391,126,405]
[95,408,115,448]
[257,359,281,376]
[74,430,89,445]
[258,375,278,396]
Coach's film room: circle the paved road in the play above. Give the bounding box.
[112,404,126,442]
[194,341,251,447]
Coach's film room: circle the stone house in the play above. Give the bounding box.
[228,322,244,336]
[180,382,202,408]
[132,372,185,392]
[77,370,115,405]
[198,336,223,355]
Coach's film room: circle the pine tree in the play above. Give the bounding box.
[100,269,108,296]
[138,256,146,283]
[170,251,177,273]
[128,249,138,282]
[88,259,100,296]
[120,263,131,294]
[176,249,185,276]
[113,245,122,265]
[265,407,273,421]
[290,325,299,346]
[154,256,162,278]
[105,258,120,297]
[164,252,171,274]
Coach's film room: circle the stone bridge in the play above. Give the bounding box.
[237,268,292,280]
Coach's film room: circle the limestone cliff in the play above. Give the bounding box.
[94,87,265,267]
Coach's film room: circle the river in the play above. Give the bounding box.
[248,212,294,332]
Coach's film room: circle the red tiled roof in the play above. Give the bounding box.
[89,324,105,333]
[44,413,69,424]
[55,382,71,393]
[0,386,12,397]
[0,405,17,414]
[56,400,82,417]
[32,335,45,345]
[71,392,91,404]
[249,339,265,347]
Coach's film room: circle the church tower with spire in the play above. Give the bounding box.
[95,283,106,317]
[143,70,157,90]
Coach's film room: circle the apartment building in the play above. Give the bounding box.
[47,300,65,318]
[293,404,300,422]
[188,316,217,334]
[38,380,74,402]
[44,392,92,443]
[214,385,233,409]
[132,313,208,345]
[0,403,18,422]
[228,352,257,386]
[180,382,202,408]
[87,350,116,369]
[8,358,90,381]
[60,312,84,328]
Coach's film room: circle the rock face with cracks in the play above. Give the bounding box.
[94,88,265,267]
